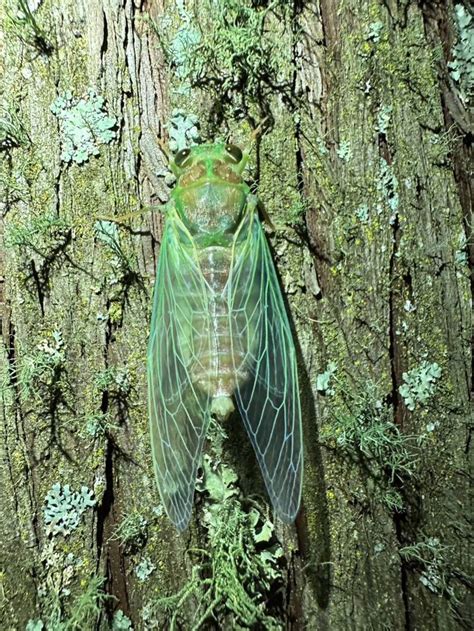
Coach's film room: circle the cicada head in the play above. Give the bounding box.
[170,143,251,236]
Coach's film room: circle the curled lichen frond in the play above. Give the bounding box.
[319,377,420,511]
[155,0,292,107]
[145,448,285,629]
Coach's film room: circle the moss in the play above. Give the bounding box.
[4,0,53,55]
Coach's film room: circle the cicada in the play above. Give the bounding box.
[147,142,302,530]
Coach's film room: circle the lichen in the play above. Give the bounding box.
[400,536,464,608]
[43,483,96,536]
[112,610,134,630]
[320,380,418,511]
[50,89,116,164]
[448,4,473,106]
[146,442,285,629]
[5,211,71,253]
[154,0,292,118]
[19,330,67,404]
[399,361,442,411]
[166,109,201,152]
[135,557,156,582]
[0,103,28,149]
[336,140,352,162]
[94,219,140,325]
[5,0,52,54]
[377,156,399,217]
[316,361,337,395]
[109,510,148,554]
[94,366,131,399]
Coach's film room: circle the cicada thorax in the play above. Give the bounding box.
[174,157,248,235]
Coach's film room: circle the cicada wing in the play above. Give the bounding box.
[147,213,211,530]
[229,211,302,522]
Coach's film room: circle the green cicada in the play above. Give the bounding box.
[147,142,302,530]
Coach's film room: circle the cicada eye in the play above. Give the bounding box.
[225,144,243,164]
[175,148,192,167]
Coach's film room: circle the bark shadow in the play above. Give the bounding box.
[267,233,332,610]
[225,259,332,612]
[295,337,332,610]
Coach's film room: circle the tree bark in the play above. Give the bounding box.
[0,1,471,629]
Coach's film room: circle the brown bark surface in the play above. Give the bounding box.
[0,1,471,629]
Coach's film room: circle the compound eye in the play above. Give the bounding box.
[175,148,192,167]
[225,144,243,163]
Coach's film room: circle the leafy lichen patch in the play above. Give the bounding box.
[50,89,116,164]
[43,483,95,537]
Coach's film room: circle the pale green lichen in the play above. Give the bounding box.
[355,203,369,223]
[320,382,418,511]
[60,575,108,629]
[367,20,384,43]
[454,231,468,269]
[50,89,116,164]
[39,571,107,629]
[19,330,66,401]
[448,4,474,106]
[378,156,399,217]
[336,140,352,162]
[400,536,462,606]
[112,610,134,631]
[94,219,133,272]
[146,448,284,629]
[94,219,120,251]
[135,557,156,582]
[94,366,131,398]
[109,510,148,553]
[156,0,291,110]
[0,104,28,149]
[399,361,442,411]
[33,535,107,629]
[316,361,337,394]
[5,212,70,251]
[169,23,201,90]
[93,220,140,324]
[82,412,114,439]
[376,104,392,135]
[43,483,96,536]
[6,0,52,54]
[166,109,200,152]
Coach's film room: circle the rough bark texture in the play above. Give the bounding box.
[0,1,471,629]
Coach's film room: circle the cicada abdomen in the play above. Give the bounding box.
[147,143,302,530]
[191,245,250,420]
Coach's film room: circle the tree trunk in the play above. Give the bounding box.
[0,1,471,629]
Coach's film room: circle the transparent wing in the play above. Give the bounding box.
[147,211,211,530]
[229,209,302,522]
